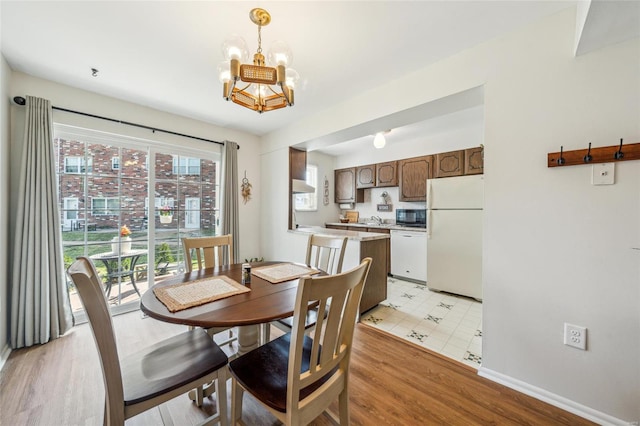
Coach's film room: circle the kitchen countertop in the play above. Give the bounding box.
[325,222,427,232]
[289,225,390,241]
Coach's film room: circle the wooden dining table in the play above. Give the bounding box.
[140,261,311,356]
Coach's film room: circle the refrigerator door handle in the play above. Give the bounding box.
[427,180,433,238]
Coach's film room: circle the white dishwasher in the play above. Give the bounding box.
[390,229,427,283]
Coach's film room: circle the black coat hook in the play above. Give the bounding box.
[583,142,592,163]
[614,138,624,160]
[557,146,565,165]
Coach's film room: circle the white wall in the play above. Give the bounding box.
[260,8,640,424]
[259,147,308,263]
[294,151,340,227]
[0,55,11,367]
[8,73,263,263]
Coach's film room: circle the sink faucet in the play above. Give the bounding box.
[371,215,383,224]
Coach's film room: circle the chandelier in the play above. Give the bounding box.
[218,8,299,113]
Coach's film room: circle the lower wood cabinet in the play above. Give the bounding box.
[358,238,388,313]
[368,228,391,275]
[325,224,345,230]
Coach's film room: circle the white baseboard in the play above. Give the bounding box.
[0,343,11,372]
[478,367,635,426]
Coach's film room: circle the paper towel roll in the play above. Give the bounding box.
[339,203,354,210]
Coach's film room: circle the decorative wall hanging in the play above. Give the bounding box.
[323,176,329,206]
[241,171,252,204]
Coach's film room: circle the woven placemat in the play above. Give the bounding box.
[153,275,250,313]
[251,263,320,284]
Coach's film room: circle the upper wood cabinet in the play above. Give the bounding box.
[398,155,433,201]
[435,150,464,178]
[289,147,308,229]
[376,161,397,187]
[289,147,307,181]
[356,164,376,189]
[464,147,484,175]
[335,167,357,203]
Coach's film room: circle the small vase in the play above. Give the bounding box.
[111,236,132,254]
[160,215,173,224]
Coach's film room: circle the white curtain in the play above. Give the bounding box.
[10,96,73,349]
[220,140,239,262]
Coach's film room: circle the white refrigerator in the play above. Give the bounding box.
[426,175,483,300]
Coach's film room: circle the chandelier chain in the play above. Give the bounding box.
[257,24,263,54]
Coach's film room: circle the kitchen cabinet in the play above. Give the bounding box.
[335,168,356,203]
[289,147,307,180]
[356,164,376,189]
[464,147,484,175]
[376,161,397,187]
[398,155,433,201]
[358,238,388,312]
[295,227,388,314]
[289,148,308,230]
[325,224,345,230]
[435,150,464,178]
[368,227,391,275]
[335,167,364,203]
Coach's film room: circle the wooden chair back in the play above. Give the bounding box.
[182,235,234,272]
[305,234,347,275]
[67,257,124,423]
[288,257,371,424]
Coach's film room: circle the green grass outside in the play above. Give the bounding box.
[62,227,216,284]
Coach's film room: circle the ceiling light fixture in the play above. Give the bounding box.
[373,130,391,149]
[219,8,299,114]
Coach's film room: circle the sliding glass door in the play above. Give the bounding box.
[54,126,220,319]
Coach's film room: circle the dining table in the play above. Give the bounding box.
[140,261,319,356]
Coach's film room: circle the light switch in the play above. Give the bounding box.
[592,163,614,185]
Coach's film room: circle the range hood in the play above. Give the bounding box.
[292,179,315,194]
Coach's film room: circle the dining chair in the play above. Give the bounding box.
[182,234,234,272]
[229,257,371,425]
[263,234,348,343]
[67,257,228,426]
[182,234,238,348]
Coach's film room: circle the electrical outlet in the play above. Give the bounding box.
[564,323,587,350]
[592,163,614,185]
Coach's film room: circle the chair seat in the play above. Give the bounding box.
[229,333,331,413]
[276,308,322,330]
[121,328,228,406]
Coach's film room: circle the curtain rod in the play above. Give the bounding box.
[12,96,237,149]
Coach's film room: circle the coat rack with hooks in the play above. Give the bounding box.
[548,139,640,168]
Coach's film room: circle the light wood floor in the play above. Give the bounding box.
[0,310,594,425]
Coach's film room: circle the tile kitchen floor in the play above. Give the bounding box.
[362,276,482,369]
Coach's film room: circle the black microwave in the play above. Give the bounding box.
[396,209,426,228]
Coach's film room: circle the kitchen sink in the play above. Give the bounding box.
[364,222,392,227]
